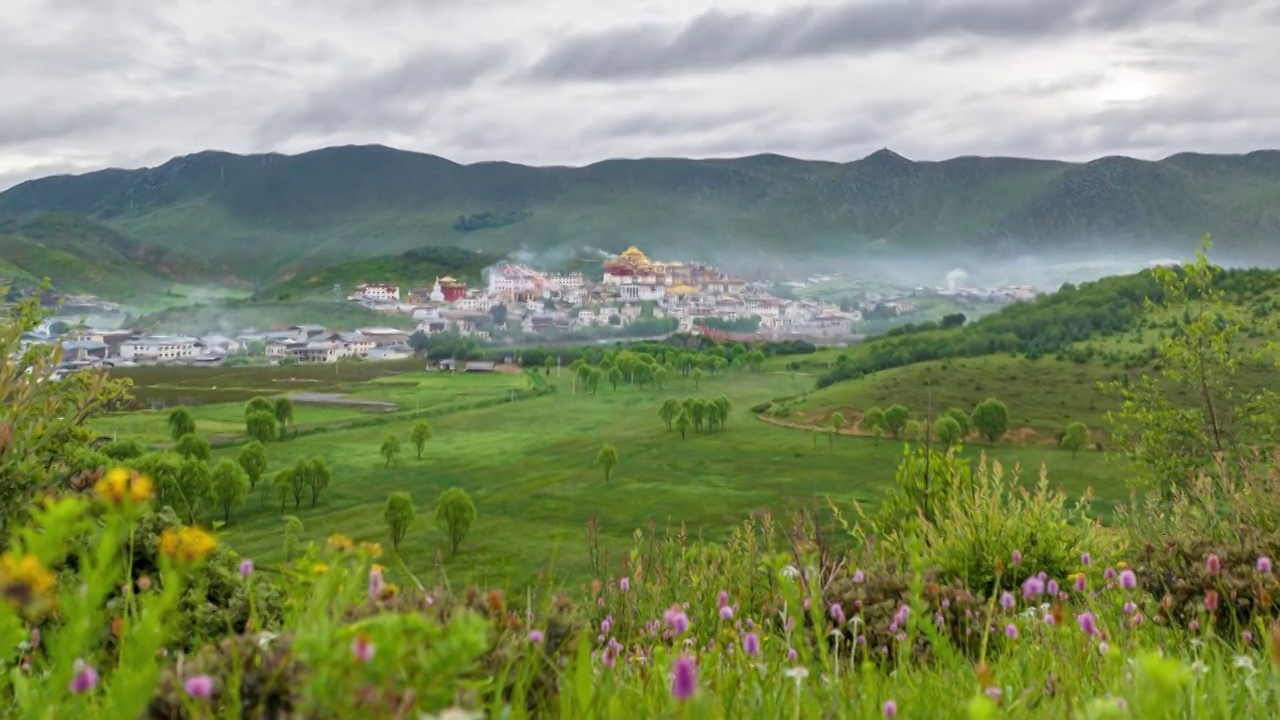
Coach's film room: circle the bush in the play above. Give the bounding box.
[749,401,772,414]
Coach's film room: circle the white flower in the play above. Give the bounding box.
[781,565,800,579]
[784,667,810,682]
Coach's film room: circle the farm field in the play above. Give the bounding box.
[99,359,1131,592]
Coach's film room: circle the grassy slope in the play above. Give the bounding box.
[88,361,1125,592]
[268,246,504,299]
[4,146,1279,282]
[129,298,415,334]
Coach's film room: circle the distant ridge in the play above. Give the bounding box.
[1,144,1277,282]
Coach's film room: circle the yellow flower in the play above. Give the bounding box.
[0,552,57,616]
[360,542,383,558]
[312,564,329,575]
[381,583,399,600]
[94,468,154,506]
[1116,561,1128,570]
[326,534,353,553]
[158,527,217,565]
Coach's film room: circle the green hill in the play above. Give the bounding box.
[2,145,1278,282]
[766,264,1280,442]
[268,245,504,299]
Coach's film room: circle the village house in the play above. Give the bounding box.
[327,332,375,357]
[357,327,410,346]
[288,341,342,363]
[119,336,199,363]
[60,340,108,362]
[348,283,400,302]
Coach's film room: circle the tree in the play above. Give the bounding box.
[1061,421,1089,459]
[692,367,703,390]
[659,398,681,430]
[745,349,766,372]
[236,440,268,490]
[408,330,430,354]
[274,472,292,514]
[173,433,211,462]
[245,396,273,417]
[862,407,886,447]
[940,313,967,329]
[279,355,298,367]
[435,487,476,555]
[380,435,401,467]
[101,438,145,461]
[167,407,196,442]
[905,419,927,442]
[411,421,432,460]
[274,397,295,440]
[935,415,963,447]
[307,456,331,506]
[175,458,213,524]
[283,516,303,561]
[675,410,692,439]
[608,366,623,392]
[596,444,619,484]
[245,411,277,444]
[654,366,668,390]
[829,411,845,450]
[247,339,267,357]
[713,396,732,427]
[884,405,910,439]
[543,356,555,376]
[945,408,971,440]
[211,458,250,523]
[489,303,508,327]
[384,491,417,550]
[286,458,308,509]
[971,398,1010,445]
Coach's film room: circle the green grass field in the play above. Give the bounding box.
[121,362,1124,594]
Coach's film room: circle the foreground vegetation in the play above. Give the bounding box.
[7,240,1280,717]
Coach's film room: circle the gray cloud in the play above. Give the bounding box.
[527,0,1234,82]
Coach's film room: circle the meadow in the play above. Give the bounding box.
[92,355,1129,592]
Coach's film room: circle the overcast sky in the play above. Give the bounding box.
[1,0,1277,190]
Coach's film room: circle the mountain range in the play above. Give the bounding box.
[0,144,1278,290]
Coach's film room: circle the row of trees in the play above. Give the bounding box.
[658,396,733,438]
[845,398,1093,456]
[383,486,477,554]
[379,421,433,467]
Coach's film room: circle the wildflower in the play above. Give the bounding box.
[1259,556,1273,574]
[352,634,375,663]
[1046,579,1059,596]
[312,564,328,575]
[1124,601,1136,615]
[1104,567,1117,581]
[1207,554,1222,574]
[744,632,760,655]
[829,603,845,624]
[1081,552,1091,566]
[1205,590,1220,612]
[1074,610,1099,637]
[158,527,217,565]
[853,569,865,583]
[883,699,898,718]
[326,534,354,553]
[381,583,399,600]
[784,666,809,682]
[1119,569,1137,590]
[183,675,214,699]
[1130,613,1144,627]
[718,590,729,607]
[671,655,697,700]
[1005,623,1018,639]
[69,659,98,694]
[893,605,910,627]
[0,552,57,616]
[359,541,383,558]
[620,577,630,593]
[1244,631,1254,644]
[664,607,690,634]
[1000,591,1015,611]
[1099,642,1110,655]
[529,630,544,643]
[781,565,800,579]
[602,616,612,635]
[720,605,734,621]
[985,686,1002,700]
[239,559,254,578]
[94,467,154,506]
[1190,618,1200,631]
[788,647,798,662]
[30,628,40,649]
[1022,576,1044,601]
[1011,550,1022,565]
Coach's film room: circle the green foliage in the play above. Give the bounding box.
[971,398,1009,445]
[306,456,332,507]
[380,435,401,468]
[410,421,432,460]
[883,404,909,439]
[245,410,277,444]
[435,486,477,555]
[236,440,268,490]
[595,444,619,484]
[944,408,970,439]
[245,396,273,417]
[383,491,417,550]
[100,438,145,461]
[172,432,211,462]
[210,458,250,522]
[658,398,681,430]
[273,397,294,440]
[935,415,963,447]
[174,458,213,524]
[166,407,195,442]
[674,410,692,439]
[1061,421,1089,458]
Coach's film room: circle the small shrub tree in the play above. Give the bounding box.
[829,411,844,450]
[307,456,331,507]
[210,458,250,523]
[167,407,196,442]
[384,491,417,550]
[273,397,295,440]
[435,486,477,555]
[596,443,619,484]
[173,433,211,462]
[101,438,145,461]
[945,407,970,439]
[862,407,886,447]
[245,396,273,417]
[659,398,680,430]
[410,421,432,460]
[236,440,268,490]
[971,398,1010,445]
[380,435,401,467]
[176,458,213,524]
[1061,421,1089,459]
[246,411,277,444]
[935,415,963,447]
[884,404,910,439]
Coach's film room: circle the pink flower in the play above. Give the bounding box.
[671,655,697,700]
[883,699,898,717]
[893,605,910,627]
[1104,567,1117,581]
[1119,569,1136,589]
[1000,591,1015,610]
[1077,611,1098,636]
[829,603,845,624]
[1011,550,1023,565]
[1207,554,1222,574]
[1258,556,1273,574]
[664,607,689,635]
[601,616,612,634]
[619,577,630,593]
[787,646,798,662]
[1123,601,1136,615]
[1005,623,1018,639]
[529,630,544,643]
[720,605,734,621]
[718,590,729,607]
[183,675,214,699]
[69,659,98,694]
[853,570,865,583]
[1074,574,1087,593]
[1081,552,1092,566]
[1022,576,1044,601]
[239,559,254,578]
[1205,590,1220,612]
[368,566,384,600]
[743,632,760,655]
[352,634,375,663]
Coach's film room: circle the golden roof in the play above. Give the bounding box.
[669,284,698,295]
[621,246,648,259]
[438,276,461,284]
